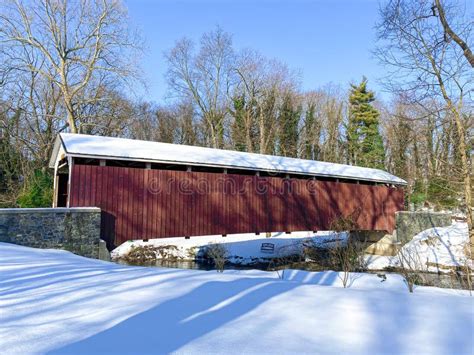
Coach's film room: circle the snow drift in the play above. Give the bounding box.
[0,242,472,354]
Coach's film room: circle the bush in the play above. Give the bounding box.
[329,237,368,288]
[397,245,427,293]
[268,242,306,279]
[204,243,228,272]
[409,180,426,205]
[17,170,53,208]
[122,245,179,264]
[409,192,426,205]
[303,239,340,266]
[303,233,367,287]
[329,215,357,232]
[329,208,362,232]
[124,245,158,264]
[426,176,458,209]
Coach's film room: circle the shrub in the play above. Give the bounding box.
[397,245,426,293]
[205,243,228,272]
[329,215,357,232]
[124,245,158,264]
[268,241,306,279]
[122,245,179,264]
[426,176,458,209]
[329,208,362,232]
[409,180,426,205]
[329,237,368,288]
[409,192,426,206]
[17,170,53,208]
[303,240,336,266]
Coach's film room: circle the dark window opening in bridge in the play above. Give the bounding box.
[226,168,256,176]
[104,160,147,169]
[150,163,188,171]
[337,178,357,184]
[259,171,288,178]
[191,165,225,174]
[311,175,339,183]
[73,157,100,166]
[288,174,314,180]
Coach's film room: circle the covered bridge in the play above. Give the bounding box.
[50,133,406,249]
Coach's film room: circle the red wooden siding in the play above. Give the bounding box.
[69,164,405,247]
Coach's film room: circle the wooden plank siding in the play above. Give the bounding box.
[69,164,405,248]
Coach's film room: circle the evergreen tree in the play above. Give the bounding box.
[230,94,259,152]
[258,89,278,155]
[391,112,411,179]
[17,170,53,208]
[278,93,301,157]
[346,78,385,169]
[0,110,23,207]
[230,95,247,151]
[303,102,318,160]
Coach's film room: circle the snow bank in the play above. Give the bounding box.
[366,222,472,272]
[112,230,347,264]
[115,223,471,274]
[1,243,472,354]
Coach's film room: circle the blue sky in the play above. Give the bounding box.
[125,0,387,103]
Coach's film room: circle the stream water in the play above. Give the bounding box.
[116,258,470,290]
[116,259,269,271]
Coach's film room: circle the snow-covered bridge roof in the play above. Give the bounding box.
[50,133,407,185]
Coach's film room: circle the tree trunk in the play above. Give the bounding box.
[245,111,253,153]
[451,107,473,258]
[259,112,266,154]
[427,50,473,257]
[66,109,77,134]
[435,0,474,68]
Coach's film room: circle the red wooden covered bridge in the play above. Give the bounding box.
[49,133,406,249]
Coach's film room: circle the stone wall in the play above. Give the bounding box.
[0,207,109,260]
[395,211,452,244]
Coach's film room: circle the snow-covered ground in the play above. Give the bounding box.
[366,222,472,272]
[1,243,472,354]
[112,230,347,264]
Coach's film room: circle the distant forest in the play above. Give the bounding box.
[0,0,472,227]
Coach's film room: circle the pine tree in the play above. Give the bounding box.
[346,78,385,169]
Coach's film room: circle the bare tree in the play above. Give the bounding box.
[165,27,234,148]
[380,97,464,207]
[77,86,135,136]
[235,54,299,155]
[230,49,266,153]
[315,86,346,164]
[300,92,322,160]
[0,0,142,133]
[433,0,474,67]
[376,0,473,256]
[299,88,346,163]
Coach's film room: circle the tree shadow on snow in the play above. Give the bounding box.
[50,277,300,354]
[283,269,340,286]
